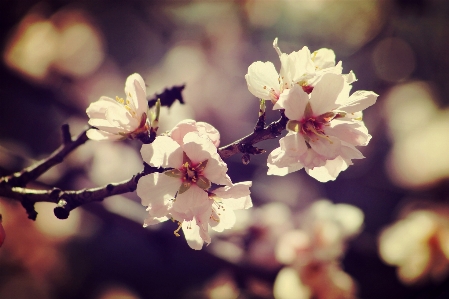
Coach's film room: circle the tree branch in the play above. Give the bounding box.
[1,124,89,187]
[218,111,288,160]
[0,112,288,220]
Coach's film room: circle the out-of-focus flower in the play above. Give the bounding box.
[137,121,252,249]
[274,200,363,299]
[86,73,150,141]
[379,208,449,284]
[267,73,377,182]
[245,38,355,104]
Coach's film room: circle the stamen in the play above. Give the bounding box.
[306,123,333,144]
[173,221,182,237]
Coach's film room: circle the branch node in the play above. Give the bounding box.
[54,199,70,219]
[242,153,250,165]
[21,198,38,221]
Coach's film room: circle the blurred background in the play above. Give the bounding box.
[1,0,449,298]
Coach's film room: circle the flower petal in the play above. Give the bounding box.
[86,129,123,141]
[309,73,345,116]
[339,90,378,113]
[274,85,309,121]
[308,135,341,160]
[312,48,336,69]
[140,136,183,168]
[325,120,371,146]
[125,73,147,116]
[173,185,210,219]
[306,157,348,182]
[182,219,204,250]
[213,181,253,210]
[136,173,179,217]
[245,61,280,100]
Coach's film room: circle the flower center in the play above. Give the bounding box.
[164,152,211,194]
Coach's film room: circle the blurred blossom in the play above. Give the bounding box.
[385,82,449,188]
[273,200,362,299]
[372,38,416,82]
[379,207,449,285]
[244,0,281,28]
[34,202,82,239]
[89,142,143,186]
[4,8,104,81]
[95,285,141,299]
[203,271,240,299]
[281,0,383,54]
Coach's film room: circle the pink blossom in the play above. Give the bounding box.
[268,73,377,181]
[137,125,252,250]
[245,38,355,104]
[86,73,149,141]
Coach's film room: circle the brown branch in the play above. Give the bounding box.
[0,112,288,220]
[218,111,288,160]
[1,124,89,187]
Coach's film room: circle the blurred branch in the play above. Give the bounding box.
[0,124,88,187]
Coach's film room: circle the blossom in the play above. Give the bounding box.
[245,38,355,104]
[273,200,363,299]
[379,209,449,284]
[86,73,149,141]
[136,121,252,249]
[267,73,377,181]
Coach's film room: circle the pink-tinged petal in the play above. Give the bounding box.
[339,90,378,113]
[169,119,197,145]
[182,219,204,250]
[325,120,371,146]
[299,149,327,169]
[274,85,309,121]
[312,48,336,69]
[170,119,221,147]
[140,136,183,168]
[267,147,304,176]
[143,216,168,227]
[340,142,365,160]
[105,104,136,128]
[210,204,236,232]
[136,173,178,217]
[86,129,123,141]
[309,73,344,116]
[183,132,231,185]
[125,73,147,115]
[245,61,280,100]
[280,133,308,156]
[86,96,122,118]
[195,203,212,243]
[279,46,315,86]
[196,122,220,147]
[88,118,125,133]
[306,157,348,182]
[308,135,341,160]
[213,181,253,210]
[173,185,210,217]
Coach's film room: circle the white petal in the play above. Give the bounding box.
[125,73,147,115]
[211,204,236,232]
[274,85,309,121]
[143,216,168,226]
[173,185,210,217]
[140,136,183,168]
[213,181,253,210]
[86,96,122,118]
[182,219,204,250]
[136,173,179,217]
[306,157,348,182]
[312,48,336,69]
[308,135,341,160]
[183,132,231,185]
[280,133,308,156]
[309,73,345,116]
[325,120,371,146]
[267,147,304,176]
[245,61,280,100]
[339,90,378,113]
[279,46,315,86]
[86,129,122,141]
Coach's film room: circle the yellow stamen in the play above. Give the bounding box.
[173,221,182,237]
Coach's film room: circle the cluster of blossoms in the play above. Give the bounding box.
[136,120,252,250]
[246,38,378,181]
[85,74,252,249]
[379,207,449,284]
[273,200,364,299]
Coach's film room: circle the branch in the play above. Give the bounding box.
[1,124,88,187]
[218,111,288,160]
